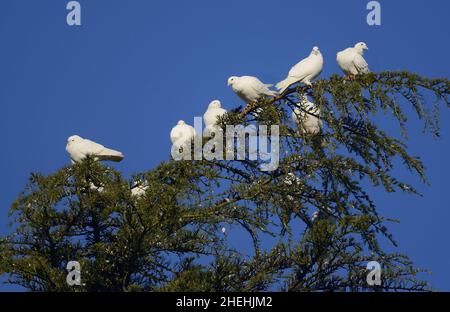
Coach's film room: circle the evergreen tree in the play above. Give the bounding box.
[0,72,448,291]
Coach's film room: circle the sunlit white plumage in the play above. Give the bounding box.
[284,172,301,201]
[170,120,196,148]
[292,96,322,134]
[66,135,124,163]
[203,100,227,129]
[131,182,149,198]
[336,42,370,77]
[276,46,323,93]
[89,182,104,193]
[227,75,277,104]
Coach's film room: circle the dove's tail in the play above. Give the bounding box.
[276,77,298,93]
[97,148,125,162]
[266,90,278,97]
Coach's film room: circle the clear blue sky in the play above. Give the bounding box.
[0,0,449,291]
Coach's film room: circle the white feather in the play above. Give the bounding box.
[203,100,227,129]
[170,120,196,148]
[336,42,370,76]
[131,183,148,198]
[227,75,277,104]
[291,97,322,134]
[66,135,124,163]
[276,46,323,93]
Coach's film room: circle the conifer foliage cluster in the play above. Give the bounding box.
[0,72,449,291]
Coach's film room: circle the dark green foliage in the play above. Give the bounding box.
[1,72,448,291]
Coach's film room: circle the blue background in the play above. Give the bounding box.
[0,0,449,291]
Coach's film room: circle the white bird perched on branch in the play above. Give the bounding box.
[66,135,124,164]
[276,46,323,93]
[89,182,104,193]
[336,42,370,78]
[170,120,196,148]
[131,181,149,198]
[227,75,277,104]
[203,100,227,130]
[292,96,323,135]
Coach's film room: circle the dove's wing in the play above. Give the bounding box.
[288,57,312,79]
[79,139,107,155]
[337,48,355,73]
[246,76,266,87]
[81,139,124,161]
[353,54,369,73]
[131,184,148,198]
[171,125,195,145]
[248,76,276,96]
[170,126,184,144]
[204,108,227,127]
[276,58,311,92]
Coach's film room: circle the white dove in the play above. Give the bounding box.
[276,46,323,93]
[170,120,196,148]
[131,182,149,198]
[336,42,370,78]
[283,172,301,201]
[227,75,277,104]
[292,96,322,134]
[89,182,104,193]
[66,135,124,163]
[203,100,227,129]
